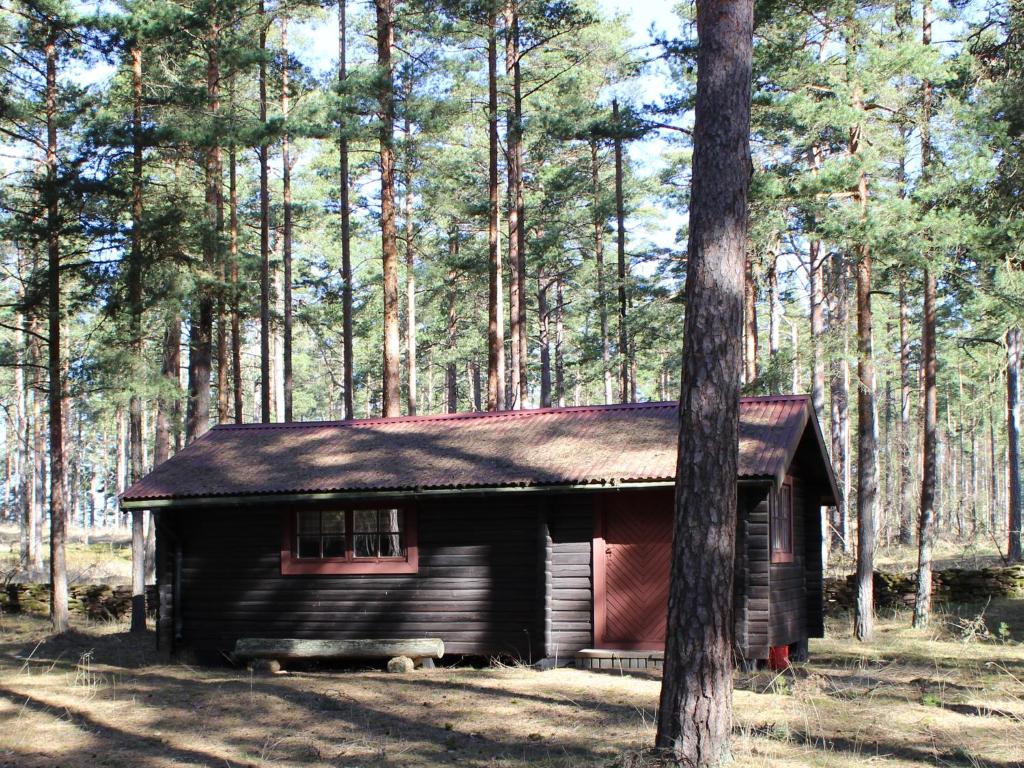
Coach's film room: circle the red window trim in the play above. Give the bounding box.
[771,481,795,564]
[281,505,419,575]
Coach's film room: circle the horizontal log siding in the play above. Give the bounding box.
[547,495,594,659]
[737,485,770,661]
[168,498,544,661]
[769,477,807,647]
[804,484,825,638]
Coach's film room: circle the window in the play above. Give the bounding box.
[771,482,794,564]
[281,507,418,575]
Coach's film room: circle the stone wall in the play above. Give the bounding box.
[1,583,158,620]
[824,565,1024,614]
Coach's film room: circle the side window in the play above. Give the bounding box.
[282,507,417,575]
[771,482,794,564]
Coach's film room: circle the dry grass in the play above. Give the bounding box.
[827,538,1007,577]
[0,605,1022,768]
[0,524,132,585]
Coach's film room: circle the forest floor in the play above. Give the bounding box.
[0,602,1022,767]
[0,524,132,585]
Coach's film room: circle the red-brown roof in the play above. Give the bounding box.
[122,395,832,505]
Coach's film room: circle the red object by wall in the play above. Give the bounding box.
[768,644,790,670]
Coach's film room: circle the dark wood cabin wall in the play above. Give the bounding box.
[168,498,545,661]
[804,484,825,639]
[736,485,770,660]
[546,495,594,658]
[769,477,807,647]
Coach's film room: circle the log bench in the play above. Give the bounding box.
[232,638,445,671]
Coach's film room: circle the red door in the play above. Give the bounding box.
[595,490,674,650]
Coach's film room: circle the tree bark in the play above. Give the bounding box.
[505,0,526,408]
[1008,327,1023,562]
[809,240,826,423]
[538,269,552,408]
[850,44,876,642]
[655,1,753,763]
[613,99,629,403]
[44,33,68,633]
[377,0,401,417]
[445,249,458,413]
[229,143,243,424]
[404,95,417,416]
[155,316,180,465]
[555,277,565,407]
[898,279,914,545]
[827,253,851,552]
[259,0,272,423]
[187,18,221,443]
[592,142,613,405]
[339,0,355,420]
[744,253,758,385]
[128,41,147,634]
[486,7,505,411]
[282,14,294,422]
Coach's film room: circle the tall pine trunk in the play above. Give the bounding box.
[445,233,459,413]
[282,14,294,422]
[128,41,147,634]
[655,1,753,762]
[229,144,243,423]
[538,269,551,408]
[743,254,758,385]
[377,0,401,417]
[809,240,825,422]
[404,99,417,416]
[1008,327,1023,562]
[486,7,505,411]
[339,0,355,419]
[827,253,851,552]
[592,142,613,404]
[259,0,272,423]
[613,100,629,403]
[505,0,526,408]
[45,33,68,633]
[851,45,877,642]
[898,280,914,545]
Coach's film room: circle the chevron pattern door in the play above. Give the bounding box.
[602,494,674,648]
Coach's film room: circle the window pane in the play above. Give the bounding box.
[322,535,346,558]
[380,532,404,558]
[297,511,320,535]
[354,510,378,533]
[297,536,321,559]
[354,533,379,558]
[379,509,401,533]
[322,511,346,534]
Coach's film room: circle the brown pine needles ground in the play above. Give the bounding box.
[0,601,1021,768]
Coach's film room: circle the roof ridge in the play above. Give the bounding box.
[210,400,679,431]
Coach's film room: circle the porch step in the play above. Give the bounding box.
[574,649,664,670]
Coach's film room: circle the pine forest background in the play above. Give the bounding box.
[2,0,1024,584]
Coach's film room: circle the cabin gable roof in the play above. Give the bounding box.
[122,395,837,507]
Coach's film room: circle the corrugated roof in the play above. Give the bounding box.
[122,395,822,504]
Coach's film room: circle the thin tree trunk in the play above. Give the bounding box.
[613,99,629,403]
[44,33,68,633]
[229,144,243,424]
[404,100,417,416]
[538,269,552,408]
[851,41,877,642]
[505,0,525,408]
[592,142,613,405]
[446,231,459,413]
[128,41,147,634]
[339,0,355,419]
[898,279,914,545]
[744,253,758,385]
[486,7,505,411]
[555,277,565,407]
[187,21,221,443]
[282,13,294,422]
[767,250,781,358]
[809,240,825,423]
[990,379,999,533]
[377,0,401,417]
[155,316,180,465]
[655,2,753,762]
[259,0,272,423]
[1008,326,1023,562]
[827,253,851,552]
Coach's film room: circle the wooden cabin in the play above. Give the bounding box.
[121,395,838,668]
